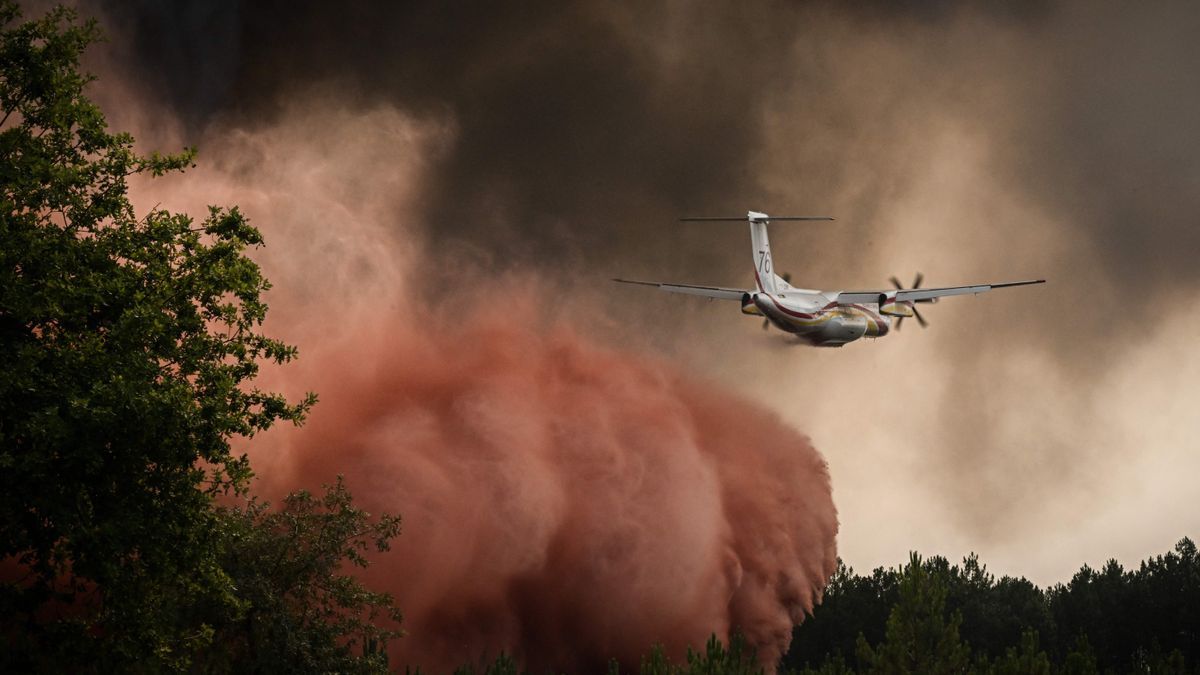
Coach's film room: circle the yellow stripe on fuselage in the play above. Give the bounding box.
[773,304,886,335]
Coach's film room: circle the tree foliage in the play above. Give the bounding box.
[853,553,970,675]
[785,538,1200,675]
[196,478,403,674]
[0,3,313,669]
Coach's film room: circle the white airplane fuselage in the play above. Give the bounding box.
[741,213,895,347]
[741,288,890,347]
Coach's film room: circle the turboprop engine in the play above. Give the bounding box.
[878,291,915,318]
[741,292,762,316]
[880,273,938,330]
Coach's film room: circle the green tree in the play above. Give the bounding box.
[0,3,313,669]
[784,559,900,669]
[450,652,521,675]
[984,630,1050,675]
[681,633,764,675]
[854,553,971,675]
[195,478,403,675]
[621,635,764,675]
[947,554,1050,662]
[1059,636,1098,675]
[1131,537,1199,667]
[1046,559,1133,672]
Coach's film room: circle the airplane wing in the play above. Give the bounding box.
[613,278,748,301]
[836,279,1045,304]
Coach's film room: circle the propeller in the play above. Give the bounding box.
[763,272,794,330]
[888,272,932,330]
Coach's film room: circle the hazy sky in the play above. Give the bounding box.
[77,0,1200,587]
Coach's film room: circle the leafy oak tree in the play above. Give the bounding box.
[0,3,315,669]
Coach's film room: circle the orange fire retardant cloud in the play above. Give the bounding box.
[109,91,838,670]
[250,287,837,672]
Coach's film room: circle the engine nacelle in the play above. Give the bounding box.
[741,292,762,316]
[878,291,914,318]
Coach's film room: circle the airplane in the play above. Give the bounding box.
[614,210,1044,347]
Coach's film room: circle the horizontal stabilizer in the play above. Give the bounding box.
[681,209,833,223]
[680,216,834,222]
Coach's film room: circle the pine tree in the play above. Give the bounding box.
[855,553,971,675]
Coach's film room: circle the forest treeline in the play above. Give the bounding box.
[781,539,1199,674]
[2,5,1196,674]
[452,539,1199,675]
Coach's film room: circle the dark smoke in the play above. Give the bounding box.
[91,1,1200,294]
[94,1,817,268]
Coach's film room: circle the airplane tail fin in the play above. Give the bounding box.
[680,211,833,294]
